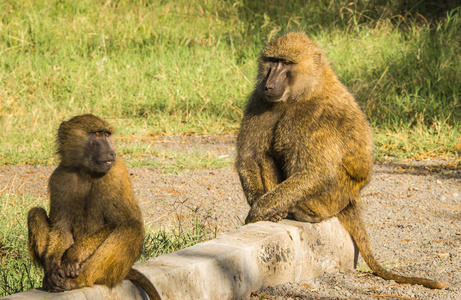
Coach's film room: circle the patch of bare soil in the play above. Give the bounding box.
[1,135,459,299]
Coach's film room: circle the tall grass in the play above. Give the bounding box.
[1,0,460,163]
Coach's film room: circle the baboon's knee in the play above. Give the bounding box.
[28,207,48,224]
[27,207,50,265]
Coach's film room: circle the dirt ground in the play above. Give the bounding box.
[1,135,460,299]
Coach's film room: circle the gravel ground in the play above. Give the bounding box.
[1,135,460,299]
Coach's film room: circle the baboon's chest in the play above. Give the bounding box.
[272,114,308,153]
[270,110,317,174]
[71,194,106,239]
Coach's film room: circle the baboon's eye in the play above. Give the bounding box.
[105,132,110,137]
[282,60,295,65]
[95,132,101,136]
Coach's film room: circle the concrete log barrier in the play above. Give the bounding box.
[2,218,357,300]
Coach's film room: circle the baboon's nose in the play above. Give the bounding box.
[108,151,116,161]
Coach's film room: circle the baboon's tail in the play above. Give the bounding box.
[126,268,162,300]
[337,202,446,289]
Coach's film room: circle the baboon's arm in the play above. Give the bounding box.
[62,224,115,264]
[237,152,282,206]
[59,224,116,278]
[237,159,266,206]
[245,168,329,223]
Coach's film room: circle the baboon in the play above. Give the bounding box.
[236,32,446,289]
[27,114,161,299]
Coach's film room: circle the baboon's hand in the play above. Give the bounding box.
[267,211,287,222]
[61,249,81,278]
[245,198,265,223]
[43,264,66,292]
[245,210,263,224]
[245,203,288,224]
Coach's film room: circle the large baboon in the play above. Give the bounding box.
[27,114,161,299]
[236,32,446,289]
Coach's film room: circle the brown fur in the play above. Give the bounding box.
[236,32,446,289]
[27,114,161,299]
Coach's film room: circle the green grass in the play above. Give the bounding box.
[140,220,209,262]
[374,118,461,161]
[0,194,209,297]
[117,141,232,171]
[0,195,43,296]
[0,0,460,165]
[126,151,231,172]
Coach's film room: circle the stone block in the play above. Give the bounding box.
[2,218,356,300]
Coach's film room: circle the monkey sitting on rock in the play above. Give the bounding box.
[236,32,446,289]
[27,114,161,299]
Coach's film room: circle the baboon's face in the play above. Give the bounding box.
[260,57,295,102]
[83,130,116,173]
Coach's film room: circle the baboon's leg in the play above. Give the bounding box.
[247,170,351,223]
[27,207,50,267]
[237,154,283,207]
[260,154,282,193]
[63,219,144,289]
[290,189,352,223]
[60,224,115,278]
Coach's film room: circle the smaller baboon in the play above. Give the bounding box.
[27,114,161,299]
[236,32,446,289]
